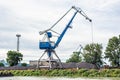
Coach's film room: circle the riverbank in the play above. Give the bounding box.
[0,76,120,80]
[0,69,120,77]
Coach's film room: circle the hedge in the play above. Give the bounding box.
[0,69,120,77]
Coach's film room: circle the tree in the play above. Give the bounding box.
[83,43,103,68]
[0,63,4,67]
[6,51,23,66]
[66,52,82,63]
[104,35,120,67]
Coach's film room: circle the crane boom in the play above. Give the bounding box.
[39,7,72,35]
[54,11,78,48]
[53,6,92,48]
[72,6,92,22]
[39,6,91,35]
[39,6,92,50]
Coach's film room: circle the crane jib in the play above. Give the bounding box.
[54,11,78,48]
[39,6,92,50]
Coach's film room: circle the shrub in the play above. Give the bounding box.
[50,69,59,76]
[0,62,4,67]
[0,69,120,77]
[21,63,27,67]
[77,69,88,76]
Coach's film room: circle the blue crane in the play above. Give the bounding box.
[37,6,92,69]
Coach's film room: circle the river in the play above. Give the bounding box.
[0,77,119,80]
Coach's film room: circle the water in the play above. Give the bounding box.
[0,77,119,80]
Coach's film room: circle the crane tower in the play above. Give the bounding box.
[37,6,92,69]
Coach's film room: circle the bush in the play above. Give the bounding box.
[0,69,120,77]
[21,63,27,67]
[50,69,59,76]
[0,62,4,67]
[77,69,87,76]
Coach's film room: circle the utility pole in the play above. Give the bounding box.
[16,34,21,52]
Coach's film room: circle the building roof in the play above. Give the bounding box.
[76,62,97,69]
[62,62,97,69]
[62,62,77,68]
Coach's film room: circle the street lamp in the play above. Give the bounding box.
[16,34,21,52]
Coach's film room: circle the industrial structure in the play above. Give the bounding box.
[37,6,92,69]
[16,34,21,52]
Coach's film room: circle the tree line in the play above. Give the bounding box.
[66,35,120,68]
[0,35,120,68]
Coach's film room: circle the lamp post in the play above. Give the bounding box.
[16,34,21,52]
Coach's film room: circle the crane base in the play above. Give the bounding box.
[37,50,63,69]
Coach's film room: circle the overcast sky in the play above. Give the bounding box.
[0,0,120,63]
